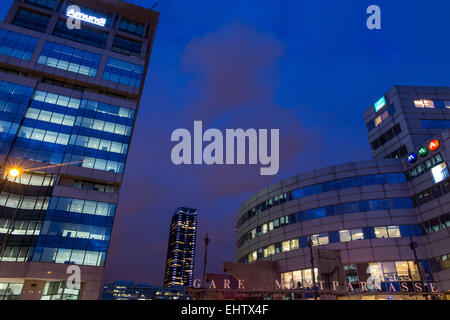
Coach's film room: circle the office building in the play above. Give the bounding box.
[164,207,198,287]
[102,280,191,300]
[232,86,450,300]
[0,0,158,300]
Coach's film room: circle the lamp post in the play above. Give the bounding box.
[0,167,24,259]
[202,233,210,289]
[409,236,428,300]
[308,235,318,300]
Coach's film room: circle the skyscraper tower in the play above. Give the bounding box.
[0,0,158,300]
[164,207,198,287]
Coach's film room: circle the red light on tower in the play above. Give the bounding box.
[429,140,440,151]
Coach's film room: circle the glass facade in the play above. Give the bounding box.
[119,18,145,36]
[103,58,144,88]
[13,9,50,33]
[238,197,414,248]
[244,224,418,263]
[25,0,57,10]
[0,29,38,61]
[0,282,23,300]
[421,119,450,130]
[53,20,108,49]
[38,41,101,77]
[112,36,142,57]
[237,172,407,229]
[8,90,134,174]
[0,0,157,301]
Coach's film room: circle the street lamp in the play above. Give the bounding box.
[0,167,24,259]
[409,236,428,300]
[308,235,318,300]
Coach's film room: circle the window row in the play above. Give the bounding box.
[80,99,135,119]
[53,20,108,49]
[406,153,443,180]
[385,145,408,159]
[33,90,81,109]
[0,28,38,61]
[237,173,407,229]
[103,57,144,88]
[25,0,57,10]
[0,219,42,236]
[238,198,414,247]
[119,17,145,36]
[73,180,115,193]
[40,220,111,241]
[367,104,396,132]
[412,179,450,207]
[75,116,132,136]
[419,213,450,235]
[421,119,450,130]
[38,41,101,77]
[19,126,70,145]
[25,107,76,127]
[370,124,402,151]
[246,225,416,263]
[281,261,422,290]
[415,99,450,109]
[0,282,23,300]
[3,170,56,187]
[48,196,116,217]
[0,191,49,210]
[112,36,142,57]
[32,246,106,266]
[33,90,135,121]
[70,134,128,154]
[13,8,50,33]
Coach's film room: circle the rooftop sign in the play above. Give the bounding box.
[66,6,106,27]
[374,96,387,112]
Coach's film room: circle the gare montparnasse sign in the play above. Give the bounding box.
[191,278,440,294]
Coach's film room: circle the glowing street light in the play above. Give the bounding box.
[8,168,21,177]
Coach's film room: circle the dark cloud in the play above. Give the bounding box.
[104,22,308,285]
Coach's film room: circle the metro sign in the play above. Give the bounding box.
[66,7,106,27]
[407,153,417,163]
[429,139,440,151]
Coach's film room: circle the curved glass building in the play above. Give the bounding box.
[235,86,450,300]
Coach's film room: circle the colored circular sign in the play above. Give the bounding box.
[429,139,440,151]
[407,153,417,163]
[418,147,428,157]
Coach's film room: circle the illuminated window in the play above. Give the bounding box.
[374,226,388,239]
[414,99,435,108]
[351,229,364,241]
[290,239,299,250]
[339,230,351,242]
[282,240,290,252]
[387,226,401,238]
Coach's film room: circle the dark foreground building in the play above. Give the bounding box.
[164,207,198,287]
[223,86,450,300]
[0,0,158,300]
[102,280,191,300]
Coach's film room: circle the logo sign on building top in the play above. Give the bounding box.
[374,96,387,112]
[66,7,106,27]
